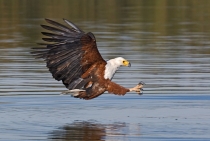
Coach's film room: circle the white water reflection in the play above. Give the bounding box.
[0,95,210,140]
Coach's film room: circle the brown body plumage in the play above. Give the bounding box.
[32,19,143,100]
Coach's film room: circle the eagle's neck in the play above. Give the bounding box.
[104,59,121,80]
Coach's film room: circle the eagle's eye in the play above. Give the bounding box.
[123,60,126,64]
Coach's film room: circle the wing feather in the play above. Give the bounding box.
[45,18,74,33]
[63,19,84,33]
[42,38,66,42]
[40,25,70,35]
[32,19,105,89]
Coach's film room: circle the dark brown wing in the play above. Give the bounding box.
[32,19,105,89]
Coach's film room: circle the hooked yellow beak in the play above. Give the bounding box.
[123,60,131,67]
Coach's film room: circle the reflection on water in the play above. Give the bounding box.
[49,121,130,141]
[0,95,210,140]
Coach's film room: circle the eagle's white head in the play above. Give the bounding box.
[104,57,131,80]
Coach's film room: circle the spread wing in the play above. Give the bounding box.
[32,19,106,89]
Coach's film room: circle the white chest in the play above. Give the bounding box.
[104,61,119,80]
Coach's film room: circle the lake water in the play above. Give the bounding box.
[0,0,210,140]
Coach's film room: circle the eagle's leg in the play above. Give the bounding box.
[129,82,145,95]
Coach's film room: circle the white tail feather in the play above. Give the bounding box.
[61,89,85,96]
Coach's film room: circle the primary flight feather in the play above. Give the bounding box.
[32,19,144,100]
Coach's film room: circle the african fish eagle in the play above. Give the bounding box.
[32,19,144,100]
